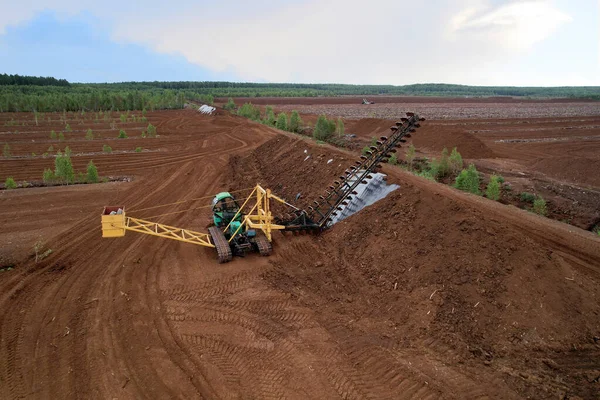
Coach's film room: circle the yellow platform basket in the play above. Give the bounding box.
[102,206,126,238]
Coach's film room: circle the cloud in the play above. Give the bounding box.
[0,0,579,85]
[450,0,573,50]
[106,0,573,84]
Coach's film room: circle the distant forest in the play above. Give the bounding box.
[1,73,599,112]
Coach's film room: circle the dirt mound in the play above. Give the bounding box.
[229,135,600,399]
[345,118,396,139]
[413,124,496,159]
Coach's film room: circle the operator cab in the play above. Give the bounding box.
[212,192,242,229]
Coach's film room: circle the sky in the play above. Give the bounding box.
[0,0,597,86]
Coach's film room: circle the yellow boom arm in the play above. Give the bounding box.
[101,185,289,247]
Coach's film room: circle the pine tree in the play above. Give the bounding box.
[454,164,480,195]
[43,168,55,183]
[147,123,157,137]
[289,111,302,133]
[223,98,236,111]
[449,147,463,175]
[54,151,75,184]
[336,118,344,136]
[485,174,501,201]
[438,147,450,178]
[533,197,547,216]
[313,115,336,141]
[276,112,288,130]
[86,160,99,183]
[264,106,276,125]
[405,144,416,169]
[4,177,17,189]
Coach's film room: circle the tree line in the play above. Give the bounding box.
[0,73,70,87]
[1,74,599,112]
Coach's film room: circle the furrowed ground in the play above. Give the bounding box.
[1,97,599,399]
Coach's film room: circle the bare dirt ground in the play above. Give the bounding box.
[222,97,600,232]
[1,102,599,399]
[218,96,600,119]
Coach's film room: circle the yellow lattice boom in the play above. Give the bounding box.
[101,185,290,247]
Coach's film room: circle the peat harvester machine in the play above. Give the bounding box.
[101,113,424,263]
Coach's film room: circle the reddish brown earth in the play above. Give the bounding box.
[217,96,600,119]
[1,105,599,399]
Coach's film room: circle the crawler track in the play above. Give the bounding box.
[208,226,233,263]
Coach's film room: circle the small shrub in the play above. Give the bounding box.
[43,168,55,183]
[388,153,399,165]
[102,145,112,153]
[48,145,54,152]
[64,146,72,157]
[4,177,17,189]
[496,175,505,184]
[428,158,440,181]
[50,130,57,139]
[370,136,378,146]
[289,111,302,133]
[362,146,371,156]
[237,103,261,121]
[533,197,547,216]
[223,98,236,111]
[147,123,157,137]
[276,112,288,130]
[86,128,93,140]
[43,152,48,158]
[336,118,345,136]
[313,115,336,141]
[54,151,74,184]
[449,147,463,175]
[438,147,450,178]
[34,240,45,263]
[86,160,99,183]
[485,175,501,201]
[141,131,147,138]
[454,164,481,195]
[58,132,65,141]
[120,114,127,123]
[118,130,128,139]
[520,192,536,203]
[414,169,436,181]
[2,143,10,157]
[135,147,142,153]
[65,123,71,132]
[264,106,276,125]
[405,144,416,169]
